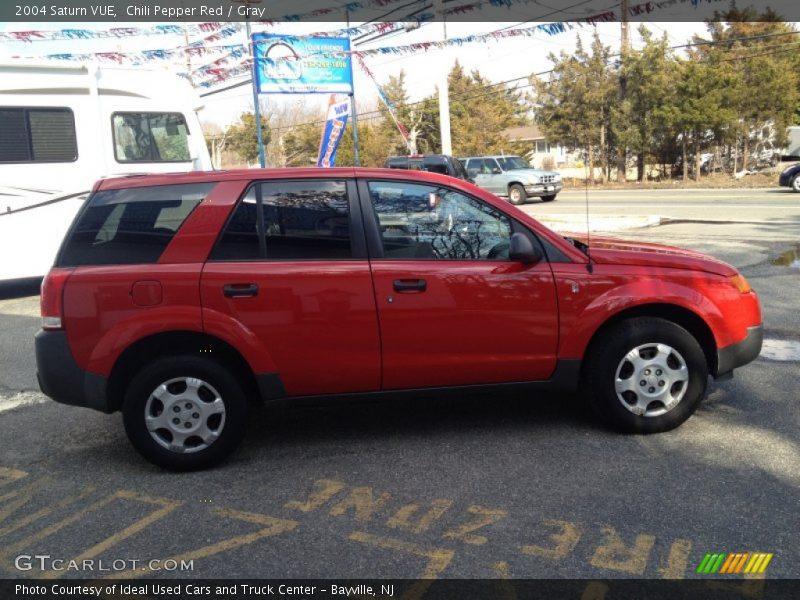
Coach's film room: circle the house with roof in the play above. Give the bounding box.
[501,124,573,168]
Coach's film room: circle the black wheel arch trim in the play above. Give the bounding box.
[35,330,111,413]
[715,324,763,378]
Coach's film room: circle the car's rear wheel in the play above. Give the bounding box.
[792,174,800,193]
[122,356,249,470]
[508,183,526,205]
[584,317,708,433]
[541,194,557,202]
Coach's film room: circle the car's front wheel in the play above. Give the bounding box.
[508,183,526,205]
[122,356,249,470]
[584,317,708,433]
[792,174,800,193]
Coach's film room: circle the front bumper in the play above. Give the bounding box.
[35,330,111,413]
[778,170,796,186]
[715,324,763,377]
[524,183,563,196]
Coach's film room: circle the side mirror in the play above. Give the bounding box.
[509,232,542,264]
[492,167,502,174]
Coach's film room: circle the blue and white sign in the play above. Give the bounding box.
[253,34,353,95]
[317,96,350,168]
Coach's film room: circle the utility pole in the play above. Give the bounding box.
[436,0,452,155]
[616,0,629,182]
[346,10,361,166]
[234,0,267,168]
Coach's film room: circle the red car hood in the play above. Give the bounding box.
[572,235,737,277]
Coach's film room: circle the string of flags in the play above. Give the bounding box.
[0,22,233,43]
[5,0,730,88]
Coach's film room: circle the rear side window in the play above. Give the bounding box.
[112,112,190,163]
[0,107,77,163]
[211,180,350,261]
[58,183,213,266]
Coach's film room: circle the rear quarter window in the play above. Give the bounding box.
[57,182,214,266]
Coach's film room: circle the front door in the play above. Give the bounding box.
[201,179,380,396]
[361,179,559,390]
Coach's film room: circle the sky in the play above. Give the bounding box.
[0,16,755,128]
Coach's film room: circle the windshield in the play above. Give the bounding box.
[496,156,530,170]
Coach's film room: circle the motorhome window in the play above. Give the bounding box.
[112,112,191,163]
[58,182,213,266]
[0,107,77,163]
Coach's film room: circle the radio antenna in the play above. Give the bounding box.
[584,148,593,273]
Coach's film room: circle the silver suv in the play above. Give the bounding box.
[462,155,562,204]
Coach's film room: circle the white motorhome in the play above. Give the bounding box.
[783,126,800,160]
[0,63,212,285]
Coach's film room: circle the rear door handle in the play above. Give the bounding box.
[223,283,259,298]
[393,279,427,293]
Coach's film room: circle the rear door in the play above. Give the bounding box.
[359,178,559,390]
[201,178,381,396]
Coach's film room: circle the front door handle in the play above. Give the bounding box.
[393,279,427,293]
[223,283,259,298]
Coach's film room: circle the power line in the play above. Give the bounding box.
[213,27,800,131]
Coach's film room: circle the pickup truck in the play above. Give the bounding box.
[462,155,562,204]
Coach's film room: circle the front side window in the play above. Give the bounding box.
[368,181,512,260]
[113,112,190,163]
[0,107,77,163]
[58,183,213,266]
[497,156,530,170]
[212,180,351,261]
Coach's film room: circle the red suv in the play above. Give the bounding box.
[36,168,762,470]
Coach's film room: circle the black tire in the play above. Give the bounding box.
[122,355,249,471]
[508,183,527,205]
[584,317,708,433]
[792,174,800,193]
[541,194,557,202]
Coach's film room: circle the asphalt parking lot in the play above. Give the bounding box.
[0,189,797,593]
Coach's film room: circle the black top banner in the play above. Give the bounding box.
[1,0,799,23]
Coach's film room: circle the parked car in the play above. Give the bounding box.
[461,155,562,204]
[778,162,800,192]
[36,168,762,470]
[384,154,471,181]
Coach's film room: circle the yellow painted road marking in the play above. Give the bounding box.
[0,485,95,538]
[658,539,692,579]
[0,478,49,526]
[107,507,298,579]
[40,490,181,580]
[348,531,454,600]
[442,505,507,546]
[0,467,28,486]
[520,519,581,560]
[0,489,180,574]
[284,479,345,513]
[590,527,655,575]
[386,499,453,534]
[329,486,391,523]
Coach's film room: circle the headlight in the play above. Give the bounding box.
[729,274,752,294]
[528,176,540,184]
